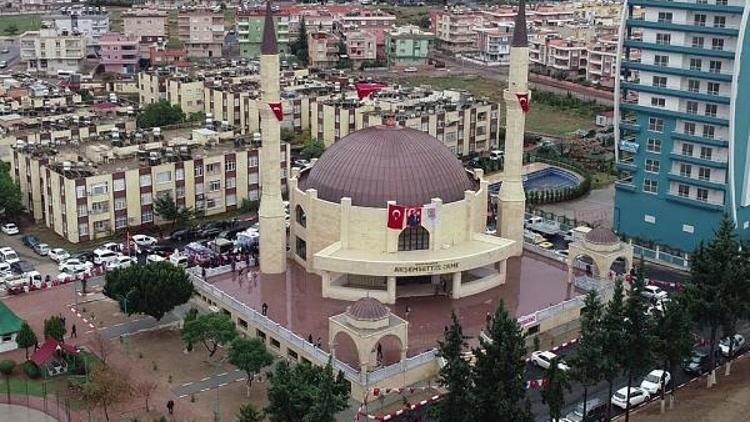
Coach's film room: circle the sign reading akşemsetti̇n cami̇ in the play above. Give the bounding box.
[393,262,460,274]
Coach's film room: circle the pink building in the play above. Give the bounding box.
[100,32,140,75]
[343,30,377,65]
[308,31,340,69]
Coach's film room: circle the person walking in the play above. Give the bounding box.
[166,399,174,415]
[261,302,268,316]
[405,305,411,320]
[71,324,77,338]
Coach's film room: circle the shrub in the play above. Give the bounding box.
[23,361,41,379]
[0,360,16,377]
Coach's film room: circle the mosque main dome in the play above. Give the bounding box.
[297,124,479,208]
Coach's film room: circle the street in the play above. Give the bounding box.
[0,38,20,69]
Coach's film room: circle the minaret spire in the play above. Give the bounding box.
[258,0,287,274]
[497,0,529,253]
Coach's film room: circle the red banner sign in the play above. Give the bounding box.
[268,102,283,121]
[355,82,388,100]
[516,93,530,113]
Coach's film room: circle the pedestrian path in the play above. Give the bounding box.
[0,404,58,422]
[172,368,249,398]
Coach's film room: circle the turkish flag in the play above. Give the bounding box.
[355,82,388,100]
[516,93,530,113]
[387,204,405,230]
[268,102,283,121]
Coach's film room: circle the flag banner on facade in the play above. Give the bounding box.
[387,204,406,230]
[355,82,388,100]
[268,102,283,121]
[525,378,548,390]
[516,93,530,113]
[422,204,439,226]
[406,207,422,228]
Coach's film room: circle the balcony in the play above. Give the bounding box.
[623,40,736,59]
[616,158,638,171]
[627,0,743,13]
[620,103,729,127]
[620,82,730,105]
[669,151,728,168]
[671,130,728,147]
[665,192,724,211]
[626,18,740,36]
[622,61,733,82]
[615,178,637,191]
[666,172,726,190]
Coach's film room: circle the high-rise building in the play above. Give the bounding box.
[614,0,747,252]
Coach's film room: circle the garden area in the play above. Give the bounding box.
[0,15,41,36]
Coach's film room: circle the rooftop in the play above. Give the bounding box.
[0,301,23,336]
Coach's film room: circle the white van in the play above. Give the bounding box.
[169,254,188,268]
[93,249,118,265]
[0,247,20,264]
[489,150,505,161]
[146,254,165,264]
[564,226,593,243]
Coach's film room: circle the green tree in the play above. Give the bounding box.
[136,100,185,128]
[3,24,18,36]
[44,316,66,342]
[431,311,473,422]
[165,38,183,49]
[104,262,194,321]
[280,127,295,143]
[265,360,349,422]
[0,359,15,403]
[228,336,273,396]
[652,294,693,413]
[685,217,739,387]
[187,111,206,123]
[181,313,237,358]
[336,41,351,69]
[290,18,309,65]
[601,279,626,421]
[300,138,325,160]
[237,404,265,422]
[471,301,534,422]
[79,89,94,103]
[570,290,606,421]
[541,357,571,422]
[16,322,38,360]
[153,192,193,228]
[0,161,25,218]
[73,364,131,421]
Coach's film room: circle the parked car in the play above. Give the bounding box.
[21,235,40,248]
[0,247,19,264]
[293,159,310,168]
[1,223,19,235]
[98,242,121,253]
[48,248,70,263]
[719,334,745,357]
[33,243,50,256]
[11,260,34,274]
[142,245,174,256]
[0,262,11,273]
[106,255,136,271]
[59,258,94,273]
[531,351,570,371]
[131,234,158,247]
[93,249,119,266]
[611,387,649,410]
[640,370,671,395]
[57,267,90,282]
[169,227,196,241]
[489,150,505,161]
[683,347,714,375]
[640,285,668,301]
[218,227,246,240]
[198,227,222,239]
[69,251,95,263]
[562,397,607,422]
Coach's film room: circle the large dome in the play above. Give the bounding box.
[298,125,479,207]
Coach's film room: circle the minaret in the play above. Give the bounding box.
[497,0,529,252]
[258,1,287,274]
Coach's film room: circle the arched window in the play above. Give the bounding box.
[295,205,306,227]
[398,226,430,251]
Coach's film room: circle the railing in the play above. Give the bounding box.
[574,275,601,292]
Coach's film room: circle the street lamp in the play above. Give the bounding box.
[116,291,133,355]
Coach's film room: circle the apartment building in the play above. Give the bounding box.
[43,6,110,47]
[529,34,587,78]
[122,8,169,39]
[236,8,291,59]
[431,9,484,55]
[474,25,514,65]
[137,72,205,115]
[308,31,340,69]
[100,33,139,75]
[310,89,501,156]
[19,27,87,76]
[614,0,747,252]
[11,129,290,243]
[586,35,618,88]
[177,8,225,59]
[342,30,378,65]
[385,25,434,69]
[532,6,575,26]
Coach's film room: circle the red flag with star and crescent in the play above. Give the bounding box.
[516,93,530,113]
[268,103,283,121]
[387,204,406,230]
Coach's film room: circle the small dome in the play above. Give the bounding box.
[585,227,620,245]
[346,297,390,321]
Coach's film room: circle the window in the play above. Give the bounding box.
[140,193,152,205]
[643,179,658,194]
[688,80,700,93]
[156,190,171,200]
[651,97,666,108]
[700,146,713,161]
[175,168,185,181]
[699,167,711,181]
[705,104,718,117]
[156,171,172,184]
[644,215,656,224]
[206,163,221,175]
[713,16,726,28]
[226,194,237,206]
[684,122,696,135]
[694,14,707,27]
[682,143,694,156]
[691,37,704,48]
[686,101,698,115]
[645,159,660,173]
[680,163,692,177]
[647,139,661,153]
[139,174,151,187]
[703,125,716,139]
[76,186,86,199]
[115,216,127,229]
[712,38,724,51]
[696,188,709,202]
[654,55,669,67]
[248,156,259,167]
[295,237,307,260]
[226,161,236,172]
[249,173,259,185]
[707,82,720,96]
[113,179,125,192]
[142,211,153,223]
[195,183,204,195]
[91,183,108,196]
[194,166,203,177]
[398,226,430,251]
[226,177,236,188]
[683,224,695,234]
[689,58,702,71]
[93,220,110,233]
[79,224,88,236]
[652,76,667,88]
[678,184,690,197]
[176,186,185,198]
[657,12,672,23]
[249,189,259,201]
[709,60,722,74]
[295,205,307,227]
[114,198,126,211]
[206,198,217,209]
[656,33,671,45]
[209,180,221,192]
[77,204,88,217]
[91,200,109,214]
[648,117,664,133]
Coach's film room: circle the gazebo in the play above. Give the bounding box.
[30,337,80,378]
[567,226,633,290]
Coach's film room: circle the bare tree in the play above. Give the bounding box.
[132,380,159,413]
[92,332,112,366]
[72,365,131,421]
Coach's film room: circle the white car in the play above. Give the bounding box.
[97,242,121,253]
[531,351,570,371]
[611,387,649,409]
[106,255,136,271]
[1,223,19,235]
[641,285,668,301]
[640,370,671,395]
[48,248,70,263]
[719,334,745,357]
[59,258,94,273]
[0,247,19,264]
[57,267,91,282]
[131,234,157,247]
[0,262,10,273]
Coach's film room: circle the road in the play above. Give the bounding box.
[172,368,248,398]
[0,40,20,69]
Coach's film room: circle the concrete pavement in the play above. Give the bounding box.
[172,368,249,398]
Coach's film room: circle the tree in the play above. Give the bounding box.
[153,192,194,228]
[79,89,94,103]
[228,336,273,396]
[187,111,206,122]
[0,161,24,218]
[601,279,626,421]
[290,18,309,65]
[131,380,158,413]
[570,290,605,421]
[3,24,18,36]
[0,360,15,403]
[431,311,473,422]
[541,357,571,422]
[44,316,66,342]
[237,404,265,422]
[72,364,131,421]
[136,100,186,128]
[265,360,349,422]
[336,41,351,69]
[92,332,112,366]
[300,138,325,160]
[471,301,534,422]
[685,217,739,387]
[104,262,194,321]
[16,322,37,361]
[652,294,693,412]
[181,313,237,358]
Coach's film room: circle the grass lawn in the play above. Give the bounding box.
[0,15,42,35]
[379,6,430,27]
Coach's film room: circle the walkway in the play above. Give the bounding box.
[172,368,248,398]
[0,404,58,422]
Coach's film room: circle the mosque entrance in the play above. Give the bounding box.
[396,274,450,298]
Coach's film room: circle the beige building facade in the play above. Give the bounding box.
[19,28,87,76]
[177,8,225,58]
[122,8,168,39]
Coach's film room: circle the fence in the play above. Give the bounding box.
[0,382,74,422]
